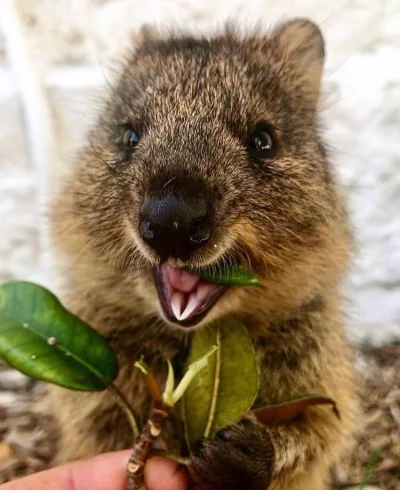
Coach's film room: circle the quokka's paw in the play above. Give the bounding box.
[189,417,275,490]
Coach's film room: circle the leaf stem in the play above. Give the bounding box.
[163,360,175,403]
[204,328,221,438]
[146,372,162,404]
[109,383,139,439]
[167,345,218,406]
[135,358,162,404]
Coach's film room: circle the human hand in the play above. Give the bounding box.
[1,451,188,490]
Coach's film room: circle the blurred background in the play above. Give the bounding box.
[1,0,400,346]
[0,1,399,487]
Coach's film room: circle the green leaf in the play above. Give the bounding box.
[252,395,340,425]
[182,317,258,451]
[167,346,217,406]
[186,266,261,287]
[0,281,118,391]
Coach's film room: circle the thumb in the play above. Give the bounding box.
[144,456,188,490]
[1,450,132,490]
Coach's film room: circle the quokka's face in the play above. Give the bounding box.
[74,19,337,330]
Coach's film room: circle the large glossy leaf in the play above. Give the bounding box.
[0,281,118,391]
[182,317,258,451]
[186,266,261,287]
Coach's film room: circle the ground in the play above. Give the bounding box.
[0,344,398,489]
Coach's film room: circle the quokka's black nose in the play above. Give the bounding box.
[139,192,211,261]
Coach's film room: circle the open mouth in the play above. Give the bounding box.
[153,265,226,327]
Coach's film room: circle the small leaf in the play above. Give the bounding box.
[252,395,340,425]
[168,346,217,405]
[182,317,258,451]
[134,356,149,375]
[186,266,261,287]
[0,281,118,391]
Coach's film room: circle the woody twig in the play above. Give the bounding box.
[127,349,217,490]
[127,358,171,490]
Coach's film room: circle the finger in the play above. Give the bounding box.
[144,456,189,490]
[1,450,132,490]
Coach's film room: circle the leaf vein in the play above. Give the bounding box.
[204,326,221,438]
[0,312,110,384]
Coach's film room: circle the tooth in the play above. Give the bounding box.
[197,282,215,303]
[179,293,199,321]
[170,292,185,320]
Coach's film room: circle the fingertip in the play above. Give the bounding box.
[144,456,188,490]
[68,449,132,490]
[0,450,133,490]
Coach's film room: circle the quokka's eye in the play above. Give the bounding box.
[248,122,277,158]
[122,125,139,148]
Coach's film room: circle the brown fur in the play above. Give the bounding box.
[49,19,360,490]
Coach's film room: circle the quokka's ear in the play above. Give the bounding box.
[272,19,325,104]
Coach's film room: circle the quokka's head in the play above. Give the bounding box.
[63,19,346,330]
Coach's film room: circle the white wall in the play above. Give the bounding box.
[0,0,399,344]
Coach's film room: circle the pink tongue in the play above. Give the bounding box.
[165,265,200,293]
[164,265,218,322]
